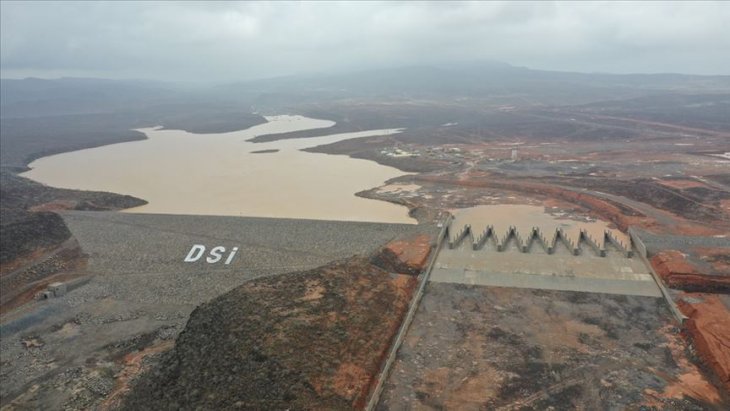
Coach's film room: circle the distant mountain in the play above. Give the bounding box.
[0,77,182,118]
[0,78,264,168]
[221,62,730,105]
[4,63,729,117]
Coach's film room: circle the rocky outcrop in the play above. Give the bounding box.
[678,294,730,392]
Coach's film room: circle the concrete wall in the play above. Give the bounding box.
[629,227,648,258]
[366,214,452,411]
[628,226,686,323]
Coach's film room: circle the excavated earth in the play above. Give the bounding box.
[120,236,432,410]
[370,234,432,275]
[639,232,730,395]
[652,250,730,292]
[677,294,730,393]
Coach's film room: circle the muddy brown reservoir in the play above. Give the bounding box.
[22,115,416,224]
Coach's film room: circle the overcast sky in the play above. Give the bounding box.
[2,1,729,81]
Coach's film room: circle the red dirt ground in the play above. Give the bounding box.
[101,340,175,410]
[677,294,730,392]
[372,234,432,275]
[652,250,730,291]
[657,179,710,190]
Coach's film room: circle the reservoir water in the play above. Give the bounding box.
[22,115,416,224]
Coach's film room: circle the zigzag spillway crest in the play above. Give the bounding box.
[447,224,633,258]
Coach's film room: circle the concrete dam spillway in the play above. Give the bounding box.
[447,224,632,257]
[431,205,662,298]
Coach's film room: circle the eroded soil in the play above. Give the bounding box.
[678,293,730,392]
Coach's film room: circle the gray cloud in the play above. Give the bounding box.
[2,1,729,81]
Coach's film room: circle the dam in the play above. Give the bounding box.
[429,207,662,297]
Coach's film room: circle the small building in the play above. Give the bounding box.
[48,282,67,297]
